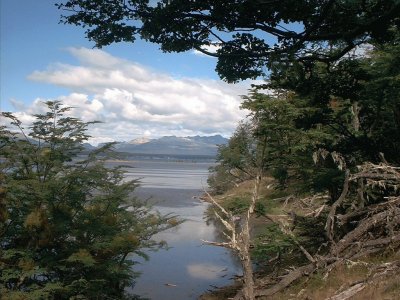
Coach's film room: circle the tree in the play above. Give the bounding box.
[0,101,176,299]
[56,1,400,297]
[241,89,349,202]
[207,89,337,299]
[208,122,255,194]
[205,134,267,300]
[269,35,400,165]
[57,0,399,82]
[242,91,304,186]
[206,38,400,296]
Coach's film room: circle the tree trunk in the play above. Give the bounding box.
[241,244,255,300]
[351,101,360,132]
[204,137,267,300]
[240,173,262,300]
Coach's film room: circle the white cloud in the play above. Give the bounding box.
[17,47,252,145]
[192,43,221,57]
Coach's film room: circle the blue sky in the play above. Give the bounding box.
[1,0,220,106]
[1,0,253,144]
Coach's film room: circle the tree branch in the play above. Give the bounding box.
[325,169,350,241]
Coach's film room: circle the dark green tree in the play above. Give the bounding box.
[57,0,400,82]
[241,37,400,251]
[241,89,347,200]
[269,34,400,165]
[0,101,176,299]
[208,122,255,194]
[242,91,306,187]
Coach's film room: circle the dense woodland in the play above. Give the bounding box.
[1,1,400,299]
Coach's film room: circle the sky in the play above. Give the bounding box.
[0,0,254,145]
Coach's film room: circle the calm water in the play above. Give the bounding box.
[114,160,240,299]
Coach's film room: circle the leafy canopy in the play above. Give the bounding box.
[58,0,400,81]
[211,38,400,199]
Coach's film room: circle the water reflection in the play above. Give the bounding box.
[187,263,228,280]
[121,160,240,300]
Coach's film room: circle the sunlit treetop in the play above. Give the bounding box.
[58,0,400,82]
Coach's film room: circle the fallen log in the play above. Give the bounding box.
[327,282,366,300]
[361,233,400,248]
[255,263,316,297]
[333,207,400,255]
[337,196,400,226]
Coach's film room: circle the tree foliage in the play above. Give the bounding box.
[58,0,400,82]
[54,1,400,297]
[208,122,255,194]
[0,101,175,299]
[208,38,399,298]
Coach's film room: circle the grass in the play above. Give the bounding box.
[267,253,400,300]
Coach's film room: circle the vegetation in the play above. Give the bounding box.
[6,1,397,299]
[58,0,399,82]
[0,101,176,299]
[207,122,256,195]
[207,39,400,299]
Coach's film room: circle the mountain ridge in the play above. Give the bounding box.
[96,135,228,157]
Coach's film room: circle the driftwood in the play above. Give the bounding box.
[204,159,400,300]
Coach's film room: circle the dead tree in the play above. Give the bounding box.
[203,138,267,300]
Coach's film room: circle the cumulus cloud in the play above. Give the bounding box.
[19,47,251,145]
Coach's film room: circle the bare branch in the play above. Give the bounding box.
[325,169,350,241]
[203,190,232,219]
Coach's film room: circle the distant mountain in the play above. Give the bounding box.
[82,142,97,151]
[188,135,228,145]
[6,133,227,157]
[128,137,152,145]
[111,135,228,157]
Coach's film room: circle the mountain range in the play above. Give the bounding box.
[96,135,228,157]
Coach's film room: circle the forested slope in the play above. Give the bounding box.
[206,40,400,298]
